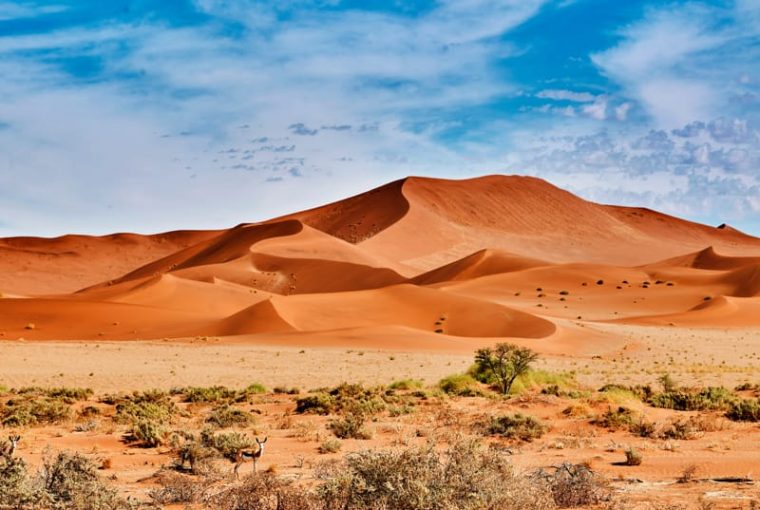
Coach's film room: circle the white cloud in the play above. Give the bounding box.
[0,1,550,236]
[581,97,607,120]
[504,117,760,228]
[0,2,66,21]
[536,89,596,102]
[615,102,632,121]
[591,3,755,128]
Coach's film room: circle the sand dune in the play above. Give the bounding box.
[211,284,556,339]
[1,174,759,346]
[411,249,548,285]
[0,230,219,295]
[622,295,760,327]
[646,246,760,271]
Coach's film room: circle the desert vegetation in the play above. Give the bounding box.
[1,345,759,509]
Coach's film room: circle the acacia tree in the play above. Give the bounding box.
[474,343,538,395]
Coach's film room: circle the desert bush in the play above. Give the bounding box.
[273,386,300,395]
[0,456,38,509]
[206,405,255,428]
[657,374,678,392]
[204,471,313,510]
[532,462,610,508]
[734,382,760,393]
[725,398,760,422]
[329,383,387,415]
[150,471,211,504]
[12,387,93,404]
[125,419,166,447]
[647,387,736,411]
[40,451,134,509]
[296,393,336,415]
[659,416,715,440]
[1,396,72,427]
[296,384,388,417]
[201,429,253,461]
[472,343,538,394]
[328,412,372,440]
[319,438,342,454]
[592,407,637,430]
[438,374,483,397]
[598,383,653,401]
[180,386,240,403]
[478,413,546,442]
[316,439,553,510]
[629,417,658,438]
[387,379,423,391]
[175,384,267,404]
[624,448,642,466]
[170,434,217,474]
[387,404,415,417]
[112,390,177,425]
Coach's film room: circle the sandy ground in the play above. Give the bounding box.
[2,324,759,392]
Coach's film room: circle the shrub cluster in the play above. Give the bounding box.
[478,413,547,442]
[1,451,137,510]
[295,383,389,416]
[647,387,736,411]
[725,398,760,422]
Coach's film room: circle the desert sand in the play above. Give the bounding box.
[1,175,759,508]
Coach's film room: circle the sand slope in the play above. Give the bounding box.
[1,175,760,345]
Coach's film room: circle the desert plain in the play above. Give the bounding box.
[1,175,760,509]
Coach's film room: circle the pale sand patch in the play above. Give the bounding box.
[2,323,758,392]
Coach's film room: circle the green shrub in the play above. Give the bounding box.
[180,386,239,403]
[205,405,255,428]
[388,379,424,391]
[295,393,336,415]
[201,429,253,460]
[127,419,166,447]
[244,383,267,395]
[319,438,342,454]
[328,412,372,439]
[592,407,637,430]
[479,413,546,442]
[726,398,760,422]
[438,374,483,396]
[472,343,538,394]
[295,383,388,416]
[598,383,653,401]
[273,386,300,395]
[1,396,72,427]
[112,390,177,425]
[647,387,736,411]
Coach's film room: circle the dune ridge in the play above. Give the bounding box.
[1,174,760,348]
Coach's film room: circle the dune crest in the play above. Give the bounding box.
[1,174,759,346]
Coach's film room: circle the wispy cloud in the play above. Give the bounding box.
[591,3,759,127]
[0,0,758,236]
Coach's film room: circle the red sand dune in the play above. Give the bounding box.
[2,174,760,346]
[0,230,220,295]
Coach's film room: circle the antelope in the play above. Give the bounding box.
[0,434,20,460]
[234,436,267,478]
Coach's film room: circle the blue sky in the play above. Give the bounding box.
[0,0,758,236]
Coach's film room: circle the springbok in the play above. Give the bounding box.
[0,434,20,460]
[234,436,267,478]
